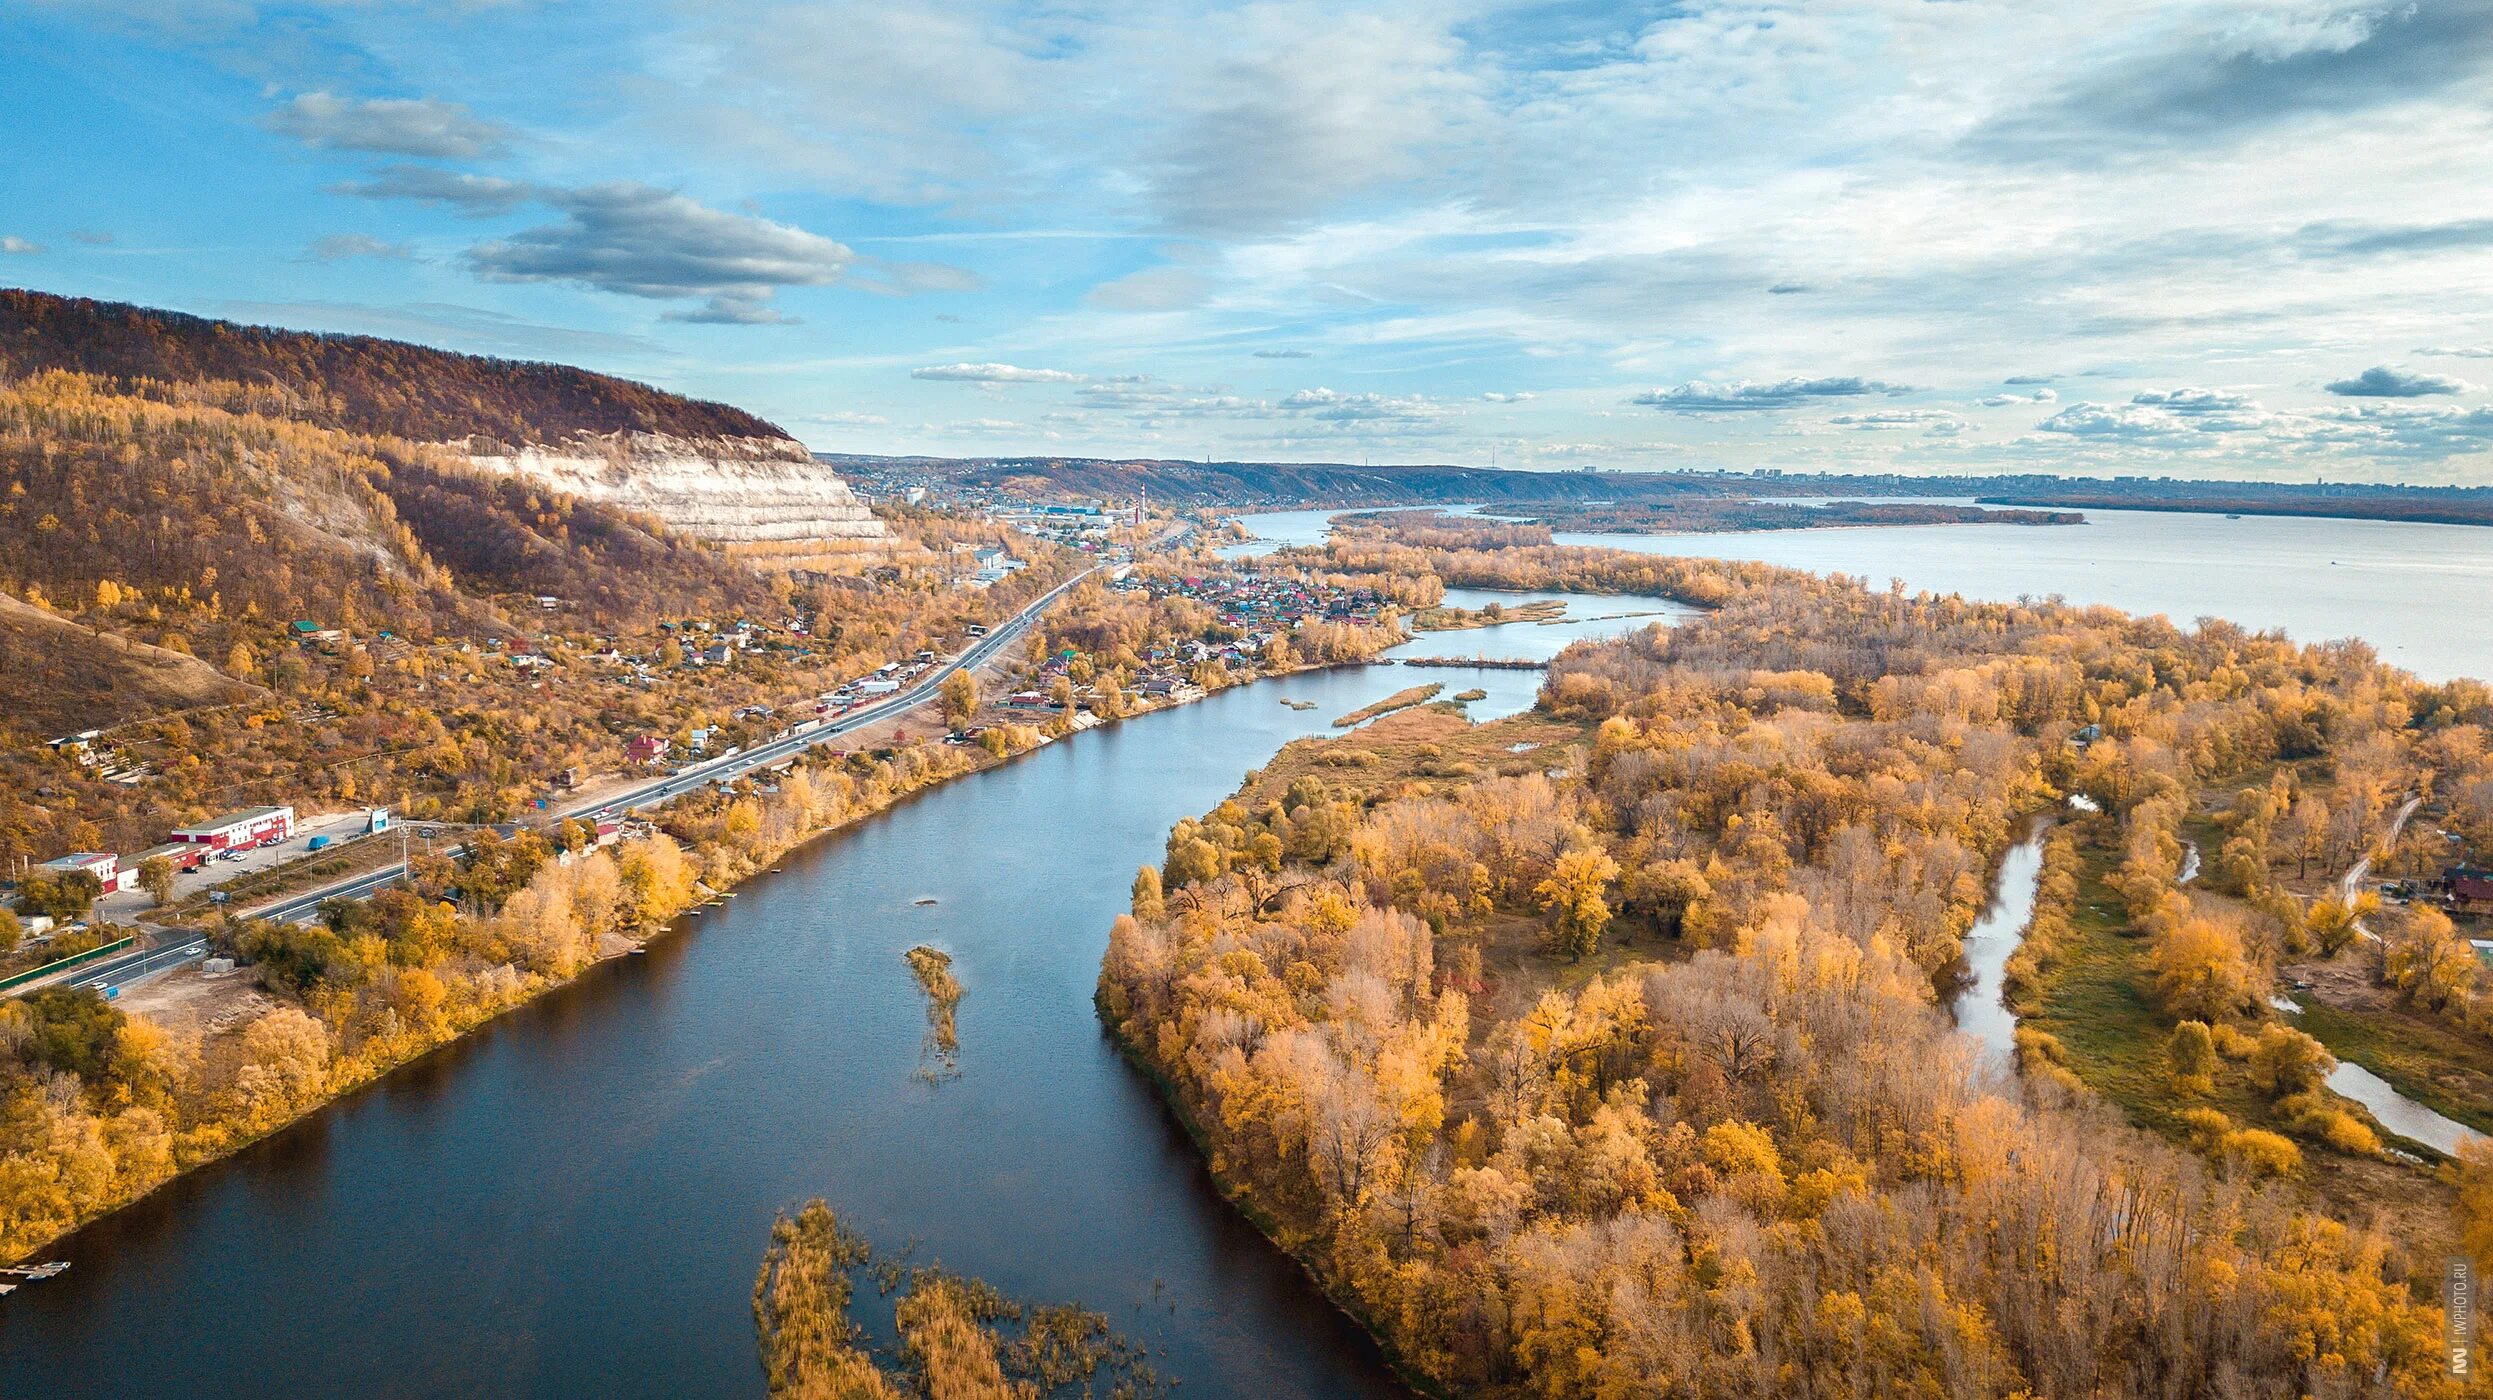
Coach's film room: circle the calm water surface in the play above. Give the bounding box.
[0,604,1670,1399]
[1948,830,2048,1075]
[1235,503,2493,681]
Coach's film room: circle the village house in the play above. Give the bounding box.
[37,851,131,894]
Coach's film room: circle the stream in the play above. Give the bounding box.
[1947,830,2050,1075]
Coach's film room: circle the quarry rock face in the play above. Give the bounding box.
[467,432,890,568]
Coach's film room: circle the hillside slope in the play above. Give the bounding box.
[0,290,887,562]
[0,592,258,735]
[0,289,782,445]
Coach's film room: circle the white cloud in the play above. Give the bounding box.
[2324,364,2475,398]
[1278,386,1442,423]
[468,184,852,324]
[1829,409,1960,430]
[1636,377,1911,413]
[334,165,536,215]
[0,237,41,255]
[299,233,414,263]
[912,362,1087,383]
[267,92,515,160]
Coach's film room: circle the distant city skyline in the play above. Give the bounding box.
[6,0,2493,479]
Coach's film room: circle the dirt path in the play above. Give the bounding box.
[2340,793,2422,941]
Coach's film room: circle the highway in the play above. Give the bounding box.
[6,558,1108,998]
[68,936,210,997]
[236,562,1097,926]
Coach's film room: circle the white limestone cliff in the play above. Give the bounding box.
[465,432,890,568]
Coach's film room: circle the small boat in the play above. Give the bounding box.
[913,897,939,906]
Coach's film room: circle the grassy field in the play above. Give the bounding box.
[1245,703,1579,805]
[2024,834,2227,1137]
[2024,825,2464,1260]
[2291,994,2493,1136]
[1332,683,1445,728]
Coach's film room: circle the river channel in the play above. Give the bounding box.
[0,597,1683,1398]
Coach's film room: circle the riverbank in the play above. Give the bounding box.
[0,624,1472,1267]
[5,642,1514,1398]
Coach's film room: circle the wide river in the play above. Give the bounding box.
[0,591,1685,1399]
[1230,502,2493,682]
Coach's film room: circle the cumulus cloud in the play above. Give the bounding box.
[2003,375,2054,385]
[1979,389,2058,406]
[267,92,515,160]
[1634,377,1910,413]
[467,183,851,324]
[912,362,1087,383]
[1279,387,1440,422]
[2035,387,2311,444]
[2326,364,2474,397]
[299,233,414,263]
[333,165,535,215]
[1478,391,1534,403]
[0,237,41,255]
[2129,387,2257,414]
[2313,402,2493,455]
[2033,402,2192,439]
[2419,345,2493,358]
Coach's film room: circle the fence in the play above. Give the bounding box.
[0,935,137,993]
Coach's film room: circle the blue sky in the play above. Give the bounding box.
[6,0,2493,478]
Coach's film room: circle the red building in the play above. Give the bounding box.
[132,842,208,874]
[169,805,296,850]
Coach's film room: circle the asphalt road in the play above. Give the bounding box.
[240,563,1098,925]
[5,559,1110,998]
[59,935,210,998]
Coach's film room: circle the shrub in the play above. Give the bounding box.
[2217,1128,2302,1180]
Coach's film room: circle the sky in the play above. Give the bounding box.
[5,0,2493,480]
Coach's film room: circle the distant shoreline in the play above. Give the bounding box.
[1977,494,2493,529]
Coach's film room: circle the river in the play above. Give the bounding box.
[1948,830,2049,1076]
[0,598,1683,1398]
[1229,502,2493,682]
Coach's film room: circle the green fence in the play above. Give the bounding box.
[0,935,136,992]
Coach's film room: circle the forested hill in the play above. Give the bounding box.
[0,289,792,448]
[824,454,1674,508]
[852,452,2493,526]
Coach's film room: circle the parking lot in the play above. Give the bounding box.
[93,810,380,922]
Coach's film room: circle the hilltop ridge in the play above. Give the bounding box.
[0,289,887,568]
[0,289,786,447]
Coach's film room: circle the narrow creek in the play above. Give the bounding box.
[1948,829,2049,1074]
[0,594,1684,1399]
[1950,826,2482,1157]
